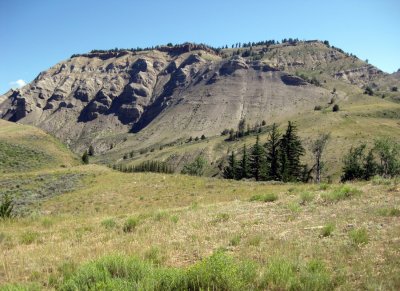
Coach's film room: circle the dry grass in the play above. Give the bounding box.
[1,165,399,289]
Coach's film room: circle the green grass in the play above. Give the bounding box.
[320,223,335,237]
[250,193,278,202]
[377,207,400,217]
[0,141,53,173]
[299,191,315,205]
[59,252,258,291]
[349,228,369,246]
[122,217,140,233]
[321,185,362,203]
[20,231,40,245]
[101,218,117,229]
[0,120,78,173]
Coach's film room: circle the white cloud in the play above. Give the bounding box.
[9,79,27,89]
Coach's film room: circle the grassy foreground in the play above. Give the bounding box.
[1,164,399,290]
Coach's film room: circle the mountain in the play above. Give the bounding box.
[1,40,399,176]
[0,41,384,149]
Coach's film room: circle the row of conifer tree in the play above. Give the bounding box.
[111,160,173,174]
[223,121,309,182]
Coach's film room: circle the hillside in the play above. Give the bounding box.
[1,40,399,180]
[1,165,399,289]
[0,62,400,290]
[0,120,79,173]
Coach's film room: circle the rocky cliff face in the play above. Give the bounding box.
[0,41,382,152]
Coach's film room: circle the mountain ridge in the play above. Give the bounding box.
[0,40,397,159]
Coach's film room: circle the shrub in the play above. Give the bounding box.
[299,191,314,205]
[144,246,165,265]
[81,150,89,164]
[20,231,40,245]
[318,183,329,190]
[321,185,362,202]
[41,217,54,228]
[181,156,207,176]
[170,215,179,223]
[247,235,262,246]
[250,193,278,202]
[377,207,400,217]
[186,251,257,291]
[320,223,335,237]
[349,228,369,246]
[314,105,322,111]
[122,217,139,233]
[261,257,333,290]
[332,104,339,112]
[101,218,117,229]
[229,235,241,246]
[364,86,374,96]
[212,213,230,223]
[0,193,14,219]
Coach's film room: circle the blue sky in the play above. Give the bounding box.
[0,0,399,94]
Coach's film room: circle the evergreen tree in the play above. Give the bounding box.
[279,121,305,182]
[363,149,377,180]
[250,135,268,181]
[265,123,281,180]
[82,150,89,164]
[88,145,94,156]
[238,119,246,137]
[240,145,251,179]
[224,151,239,179]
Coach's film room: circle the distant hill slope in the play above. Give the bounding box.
[1,40,399,179]
[2,40,394,153]
[0,120,79,173]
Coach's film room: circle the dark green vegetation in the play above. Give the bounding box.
[342,137,400,181]
[55,252,334,291]
[112,160,174,174]
[224,122,311,182]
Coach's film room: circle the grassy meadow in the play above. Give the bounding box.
[0,163,399,290]
[1,89,400,290]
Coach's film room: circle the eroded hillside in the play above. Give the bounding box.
[1,41,388,154]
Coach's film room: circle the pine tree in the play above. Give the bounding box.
[238,119,246,137]
[250,135,267,181]
[224,151,239,179]
[240,145,251,179]
[88,145,94,156]
[82,150,89,164]
[265,123,281,180]
[363,149,377,180]
[279,121,305,182]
